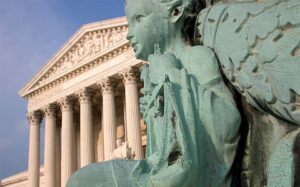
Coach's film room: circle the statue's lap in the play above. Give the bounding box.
[67,160,142,187]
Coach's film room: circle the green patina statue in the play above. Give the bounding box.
[67,0,300,186]
[196,1,300,186]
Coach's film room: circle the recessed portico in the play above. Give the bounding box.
[18,17,147,187]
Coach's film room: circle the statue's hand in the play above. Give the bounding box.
[148,52,180,85]
[139,95,149,114]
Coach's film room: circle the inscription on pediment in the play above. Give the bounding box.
[34,25,128,88]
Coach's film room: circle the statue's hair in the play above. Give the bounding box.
[125,0,204,18]
[125,0,205,44]
[151,0,200,18]
[151,0,204,44]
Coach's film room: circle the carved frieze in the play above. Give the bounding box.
[33,25,128,90]
[28,85,63,108]
[26,44,131,101]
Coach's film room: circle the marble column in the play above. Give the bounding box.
[120,67,143,159]
[76,88,94,167]
[27,111,42,187]
[98,78,117,160]
[59,96,75,187]
[42,104,56,187]
[123,96,128,142]
[55,123,61,187]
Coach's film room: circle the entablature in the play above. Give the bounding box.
[26,49,143,111]
[19,17,130,100]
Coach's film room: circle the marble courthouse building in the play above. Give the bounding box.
[0,17,147,187]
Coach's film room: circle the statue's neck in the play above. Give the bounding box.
[163,32,190,61]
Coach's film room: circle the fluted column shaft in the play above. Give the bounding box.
[120,68,143,159]
[27,111,42,187]
[55,124,61,187]
[59,96,75,187]
[99,78,117,160]
[43,105,56,187]
[76,88,94,167]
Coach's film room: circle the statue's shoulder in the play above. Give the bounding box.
[184,46,220,85]
[188,45,212,55]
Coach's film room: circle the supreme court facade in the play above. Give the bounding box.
[0,17,147,187]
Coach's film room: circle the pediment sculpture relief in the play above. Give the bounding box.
[33,26,128,89]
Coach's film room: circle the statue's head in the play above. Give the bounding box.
[125,0,200,60]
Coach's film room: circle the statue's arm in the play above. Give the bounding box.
[188,46,241,166]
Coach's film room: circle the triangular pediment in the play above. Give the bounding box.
[19,16,130,98]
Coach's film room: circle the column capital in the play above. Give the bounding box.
[119,67,139,85]
[27,111,42,125]
[58,96,73,111]
[42,104,56,118]
[76,87,92,103]
[97,77,117,94]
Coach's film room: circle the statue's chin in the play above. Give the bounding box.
[134,51,147,61]
[132,44,149,61]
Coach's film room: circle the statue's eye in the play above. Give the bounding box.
[136,15,143,23]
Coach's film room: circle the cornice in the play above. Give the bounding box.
[24,42,131,100]
[0,166,45,186]
[19,16,129,99]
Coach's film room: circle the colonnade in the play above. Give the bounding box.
[26,67,143,187]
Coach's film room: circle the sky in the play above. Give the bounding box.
[0,0,125,179]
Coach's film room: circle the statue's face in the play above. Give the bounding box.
[125,0,168,60]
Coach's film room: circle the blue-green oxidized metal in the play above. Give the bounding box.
[67,0,300,186]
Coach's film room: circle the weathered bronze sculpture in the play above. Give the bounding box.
[197,1,300,186]
[67,0,299,186]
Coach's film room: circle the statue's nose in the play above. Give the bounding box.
[126,29,134,41]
